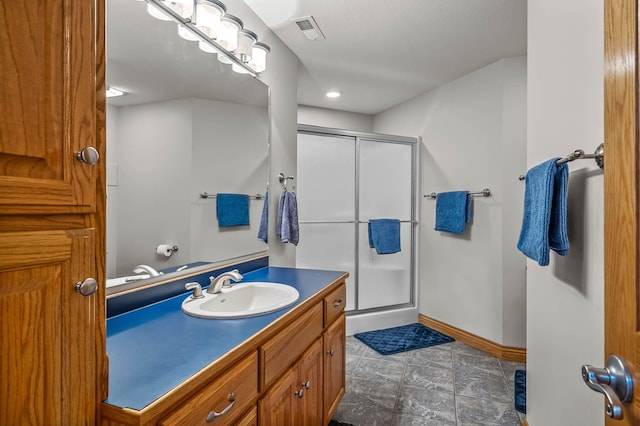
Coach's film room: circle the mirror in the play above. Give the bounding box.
[105,0,269,290]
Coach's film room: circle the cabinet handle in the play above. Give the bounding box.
[333,298,343,308]
[302,380,311,389]
[206,392,236,422]
[75,278,98,296]
[327,349,335,357]
[294,388,304,398]
[75,147,100,165]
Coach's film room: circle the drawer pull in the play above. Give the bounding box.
[327,349,335,357]
[295,388,304,398]
[302,380,311,389]
[206,392,236,422]
[332,299,343,308]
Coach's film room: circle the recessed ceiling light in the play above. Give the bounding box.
[326,91,341,98]
[106,87,126,98]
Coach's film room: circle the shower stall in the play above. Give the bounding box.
[296,125,419,333]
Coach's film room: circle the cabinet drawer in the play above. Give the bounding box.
[324,283,346,326]
[260,302,323,390]
[159,352,258,426]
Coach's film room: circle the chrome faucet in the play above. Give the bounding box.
[132,264,162,277]
[207,269,243,294]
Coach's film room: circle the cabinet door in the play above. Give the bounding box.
[0,229,98,424]
[0,1,99,213]
[297,338,324,426]
[258,368,297,426]
[323,315,346,424]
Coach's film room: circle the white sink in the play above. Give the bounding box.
[181,282,300,319]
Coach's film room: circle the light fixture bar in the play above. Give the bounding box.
[145,0,258,77]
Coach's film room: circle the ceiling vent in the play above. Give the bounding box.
[292,15,326,41]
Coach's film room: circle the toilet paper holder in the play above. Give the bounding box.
[156,244,179,257]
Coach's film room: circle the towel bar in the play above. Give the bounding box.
[518,143,604,181]
[556,143,604,168]
[200,192,264,199]
[424,188,491,199]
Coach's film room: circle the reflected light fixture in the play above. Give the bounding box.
[326,91,341,98]
[106,87,125,98]
[144,0,268,76]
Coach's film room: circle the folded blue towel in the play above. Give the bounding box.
[368,219,401,254]
[277,192,299,245]
[434,191,471,234]
[257,191,268,243]
[215,193,250,227]
[517,158,569,266]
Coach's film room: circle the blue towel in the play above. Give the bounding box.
[257,191,268,243]
[277,192,299,245]
[517,158,569,266]
[368,219,401,254]
[434,191,471,234]
[215,193,250,227]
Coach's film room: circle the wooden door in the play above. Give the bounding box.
[604,0,640,424]
[0,0,98,213]
[258,367,297,426]
[323,316,345,424]
[0,229,98,424]
[297,338,324,426]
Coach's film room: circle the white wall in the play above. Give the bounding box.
[373,57,527,348]
[527,1,604,424]
[222,0,300,267]
[297,105,374,133]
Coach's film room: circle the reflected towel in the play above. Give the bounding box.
[434,191,471,234]
[257,191,268,243]
[277,192,299,245]
[216,193,250,227]
[368,219,401,254]
[517,158,569,266]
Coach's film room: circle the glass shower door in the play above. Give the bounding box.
[358,139,413,309]
[296,133,357,311]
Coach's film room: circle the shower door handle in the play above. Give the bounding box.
[581,355,633,420]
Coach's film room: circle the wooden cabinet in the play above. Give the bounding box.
[0,0,106,424]
[159,352,258,426]
[259,338,324,426]
[323,315,346,424]
[0,229,100,424]
[0,0,102,214]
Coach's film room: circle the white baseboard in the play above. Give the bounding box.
[345,306,419,336]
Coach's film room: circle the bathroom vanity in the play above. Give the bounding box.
[100,267,347,425]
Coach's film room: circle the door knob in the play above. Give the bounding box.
[75,147,100,165]
[75,278,98,296]
[582,355,633,420]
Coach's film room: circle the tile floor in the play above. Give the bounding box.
[332,336,526,426]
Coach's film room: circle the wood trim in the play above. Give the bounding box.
[419,314,526,363]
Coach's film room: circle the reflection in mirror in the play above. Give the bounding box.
[106,0,269,291]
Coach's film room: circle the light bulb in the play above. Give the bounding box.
[249,42,269,73]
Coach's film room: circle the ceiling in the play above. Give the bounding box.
[244,0,527,115]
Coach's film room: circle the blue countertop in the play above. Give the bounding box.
[104,266,346,411]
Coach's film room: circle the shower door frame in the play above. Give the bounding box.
[297,124,420,316]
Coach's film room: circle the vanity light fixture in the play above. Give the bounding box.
[142,0,264,76]
[326,91,341,98]
[248,42,270,73]
[216,14,243,64]
[236,29,257,63]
